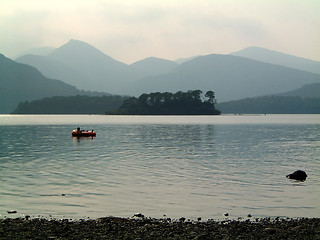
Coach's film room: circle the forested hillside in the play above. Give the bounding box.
[12,95,128,114]
[0,54,81,113]
[216,96,320,114]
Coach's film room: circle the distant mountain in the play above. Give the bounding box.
[174,55,200,64]
[15,54,89,90]
[14,46,56,58]
[14,41,320,103]
[230,47,320,74]
[16,40,180,94]
[216,82,320,114]
[125,54,320,102]
[130,57,179,77]
[0,54,82,113]
[278,83,320,98]
[47,39,137,93]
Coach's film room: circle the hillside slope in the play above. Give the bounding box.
[216,96,320,114]
[0,54,81,113]
[231,46,320,74]
[125,54,320,102]
[12,95,128,114]
[130,57,179,77]
[48,39,137,93]
[15,54,87,89]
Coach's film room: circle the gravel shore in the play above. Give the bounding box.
[1,216,319,239]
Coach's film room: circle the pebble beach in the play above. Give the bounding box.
[1,216,319,239]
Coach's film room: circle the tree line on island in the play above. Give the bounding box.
[107,90,221,115]
[12,90,221,115]
[12,95,128,114]
[11,89,320,115]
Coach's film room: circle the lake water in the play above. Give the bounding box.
[0,114,319,220]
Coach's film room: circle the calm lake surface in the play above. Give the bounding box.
[0,114,319,220]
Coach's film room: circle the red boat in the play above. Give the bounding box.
[72,129,96,137]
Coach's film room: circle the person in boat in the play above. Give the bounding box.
[77,127,81,133]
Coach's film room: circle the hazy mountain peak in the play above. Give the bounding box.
[14,46,56,59]
[130,56,179,77]
[125,53,320,101]
[46,39,134,93]
[231,46,304,60]
[174,55,201,64]
[0,53,9,60]
[132,56,174,64]
[231,46,320,74]
[0,54,81,113]
[49,39,112,61]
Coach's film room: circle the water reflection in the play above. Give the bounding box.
[72,136,96,144]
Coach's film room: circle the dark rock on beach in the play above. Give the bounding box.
[0,217,319,239]
[6,211,17,214]
[286,170,308,181]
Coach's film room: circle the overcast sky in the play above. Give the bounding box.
[1,0,319,63]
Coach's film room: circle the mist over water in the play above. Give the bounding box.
[0,115,319,220]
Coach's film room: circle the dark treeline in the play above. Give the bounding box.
[108,90,221,115]
[12,95,128,114]
[216,96,320,114]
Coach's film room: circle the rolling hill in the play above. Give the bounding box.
[12,95,128,114]
[130,57,179,77]
[216,82,320,114]
[47,39,137,93]
[0,54,82,113]
[230,46,320,75]
[15,40,180,94]
[14,41,320,104]
[124,54,320,102]
[216,95,320,114]
[278,83,320,98]
[15,54,87,90]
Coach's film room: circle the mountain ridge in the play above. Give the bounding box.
[130,57,179,77]
[15,54,87,89]
[230,46,320,74]
[13,40,320,103]
[0,54,81,113]
[125,54,320,102]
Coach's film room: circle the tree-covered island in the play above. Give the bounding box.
[107,90,221,115]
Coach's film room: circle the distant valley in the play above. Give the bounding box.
[1,39,320,113]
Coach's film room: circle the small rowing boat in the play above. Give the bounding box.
[72,128,96,137]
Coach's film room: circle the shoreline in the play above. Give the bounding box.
[1,216,319,239]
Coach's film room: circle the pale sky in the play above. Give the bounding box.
[1,0,319,63]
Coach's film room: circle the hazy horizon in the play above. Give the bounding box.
[1,0,319,64]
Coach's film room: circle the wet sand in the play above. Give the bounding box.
[1,216,319,239]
